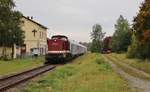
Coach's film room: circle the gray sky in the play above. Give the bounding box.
[15,0,143,42]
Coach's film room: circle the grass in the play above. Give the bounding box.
[0,57,44,76]
[104,54,150,81]
[19,53,136,92]
[111,53,150,74]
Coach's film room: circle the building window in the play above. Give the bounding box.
[42,32,43,38]
[40,32,41,38]
[40,32,42,38]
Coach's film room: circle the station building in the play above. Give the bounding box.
[0,16,48,58]
[18,16,48,57]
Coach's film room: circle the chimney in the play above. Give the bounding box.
[27,16,30,19]
[31,16,33,20]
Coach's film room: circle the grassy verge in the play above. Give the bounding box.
[19,53,135,92]
[0,57,44,76]
[111,53,150,74]
[105,54,150,80]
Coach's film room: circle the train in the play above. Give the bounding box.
[45,35,87,63]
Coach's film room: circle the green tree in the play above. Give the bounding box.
[130,0,150,59]
[0,0,24,59]
[127,31,138,58]
[111,15,131,53]
[90,24,105,53]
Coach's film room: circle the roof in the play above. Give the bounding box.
[22,16,48,29]
[51,35,68,39]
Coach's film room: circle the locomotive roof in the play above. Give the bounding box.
[51,35,87,49]
[69,40,87,49]
[51,35,68,39]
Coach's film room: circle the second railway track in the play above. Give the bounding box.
[0,65,56,92]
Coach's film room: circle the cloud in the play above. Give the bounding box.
[15,0,143,42]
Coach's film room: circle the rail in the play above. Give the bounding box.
[0,65,56,91]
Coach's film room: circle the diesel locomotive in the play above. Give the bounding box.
[45,35,87,63]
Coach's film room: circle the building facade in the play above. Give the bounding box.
[20,16,48,57]
[0,16,47,58]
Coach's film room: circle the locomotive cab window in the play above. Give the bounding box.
[52,36,68,41]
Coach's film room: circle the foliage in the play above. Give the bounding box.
[0,0,24,59]
[90,24,105,53]
[127,32,138,58]
[111,15,131,53]
[133,0,150,43]
[128,0,150,59]
[79,42,91,51]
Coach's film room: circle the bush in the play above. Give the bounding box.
[95,58,112,71]
[127,33,138,58]
[127,44,138,58]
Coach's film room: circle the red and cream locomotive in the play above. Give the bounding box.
[45,35,87,63]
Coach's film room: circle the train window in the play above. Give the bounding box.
[61,38,67,41]
[52,36,67,41]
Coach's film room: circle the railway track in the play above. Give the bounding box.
[0,65,56,92]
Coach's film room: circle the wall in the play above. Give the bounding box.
[21,17,47,55]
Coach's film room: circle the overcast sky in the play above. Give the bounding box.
[15,0,143,42]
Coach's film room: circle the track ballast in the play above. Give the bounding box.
[0,65,56,92]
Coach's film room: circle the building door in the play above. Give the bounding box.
[21,44,26,55]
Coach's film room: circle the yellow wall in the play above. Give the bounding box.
[0,47,12,58]
[0,17,47,58]
[21,17,47,55]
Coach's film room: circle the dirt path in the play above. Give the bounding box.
[111,55,150,79]
[103,55,150,92]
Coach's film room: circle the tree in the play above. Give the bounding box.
[90,24,105,53]
[127,31,138,58]
[130,0,150,59]
[79,42,91,51]
[111,15,131,53]
[0,0,24,59]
